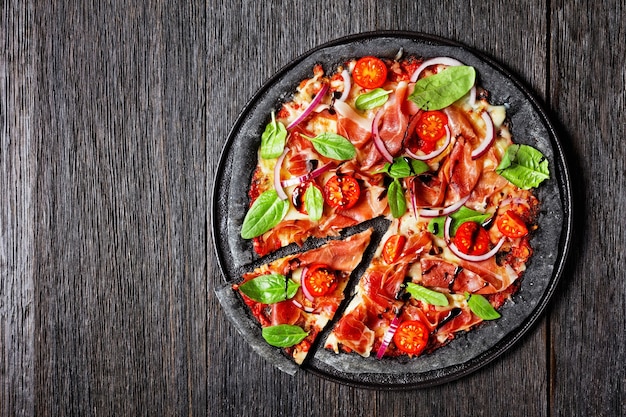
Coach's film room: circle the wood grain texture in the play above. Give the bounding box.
[1,0,624,416]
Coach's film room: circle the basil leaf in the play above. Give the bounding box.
[449,206,491,235]
[262,324,308,348]
[260,111,287,159]
[383,157,429,179]
[305,133,356,161]
[388,179,407,218]
[354,88,392,110]
[466,293,501,320]
[405,283,449,306]
[408,66,476,111]
[238,274,300,304]
[496,144,550,189]
[427,216,446,238]
[304,184,323,221]
[240,190,289,239]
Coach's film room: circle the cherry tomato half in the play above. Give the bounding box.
[353,56,388,89]
[496,210,529,238]
[415,110,448,142]
[453,221,491,256]
[382,234,407,264]
[323,175,361,210]
[393,320,429,355]
[302,263,338,297]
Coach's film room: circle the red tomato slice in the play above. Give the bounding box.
[353,56,388,89]
[393,320,429,355]
[496,210,529,238]
[323,175,361,210]
[453,221,491,256]
[382,234,407,264]
[416,110,448,142]
[302,263,338,297]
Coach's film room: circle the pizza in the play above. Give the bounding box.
[234,53,550,365]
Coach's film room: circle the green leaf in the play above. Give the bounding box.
[466,293,501,320]
[262,324,308,348]
[408,66,476,111]
[427,216,446,238]
[449,206,491,235]
[304,184,323,221]
[383,157,429,179]
[240,190,289,239]
[238,274,300,304]
[496,144,550,189]
[260,111,288,159]
[304,133,356,161]
[354,88,392,110]
[405,283,449,306]
[388,179,407,218]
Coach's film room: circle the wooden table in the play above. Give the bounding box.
[3,1,624,416]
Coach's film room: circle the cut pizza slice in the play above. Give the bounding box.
[233,228,372,364]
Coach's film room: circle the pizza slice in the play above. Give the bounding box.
[233,228,372,364]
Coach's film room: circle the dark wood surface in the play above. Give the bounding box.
[2,1,624,416]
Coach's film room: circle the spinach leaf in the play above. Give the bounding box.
[382,156,429,179]
[240,190,289,239]
[427,216,446,238]
[303,133,356,161]
[262,324,308,348]
[388,179,407,218]
[260,111,287,159]
[466,293,501,320]
[304,184,323,221]
[408,66,476,111]
[496,144,550,189]
[449,206,491,235]
[238,274,300,304]
[354,88,392,110]
[405,283,449,306]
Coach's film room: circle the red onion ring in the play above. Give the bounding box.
[372,109,394,163]
[444,217,505,262]
[273,147,290,200]
[337,69,351,102]
[405,126,452,161]
[299,266,316,302]
[287,83,329,130]
[471,111,495,159]
[410,57,464,82]
[280,162,333,188]
[376,314,402,359]
[417,195,469,218]
[291,299,315,313]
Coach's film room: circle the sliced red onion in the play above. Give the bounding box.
[405,126,452,161]
[409,179,418,219]
[280,162,333,188]
[291,299,315,313]
[410,57,464,82]
[471,111,495,159]
[376,314,402,359]
[372,109,394,163]
[468,85,477,107]
[287,83,329,130]
[444,217,506,262]
[337,69,351,102]
[299,266,315,302]
[274,147,290,200]
[417,195,469,218]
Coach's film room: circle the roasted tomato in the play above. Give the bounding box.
[415,110,448,142]
[382,234,407,264]
[291,181,323,215]
[302,263,338,297]
[323,175,361,210]
[353,56,388,89]
[393,320,429,355]
[496,210,529,238]
[453,221,491,256]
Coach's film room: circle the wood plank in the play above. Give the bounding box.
[1,1,36,416]
[548,2,626,416]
